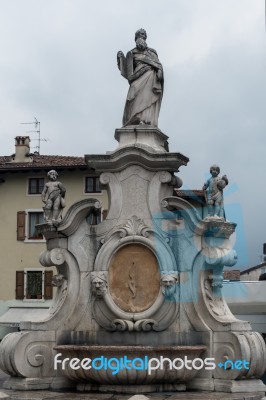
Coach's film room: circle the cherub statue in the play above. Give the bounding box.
[41,170,66,224]
[203,165,228,219]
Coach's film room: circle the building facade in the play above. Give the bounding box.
[0,137,108,338]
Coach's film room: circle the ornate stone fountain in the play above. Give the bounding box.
[0,29,265,396]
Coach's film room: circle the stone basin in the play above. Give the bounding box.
[54,345,207,385]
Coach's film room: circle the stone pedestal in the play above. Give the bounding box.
[114,126,169,153]
[0,126,265,395]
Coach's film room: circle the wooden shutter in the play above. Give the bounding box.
[17,211,26,241]
[102,209,108,220]
[16,271,25,299]
[44,270,53,300]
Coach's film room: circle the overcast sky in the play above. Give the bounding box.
[1,0,266,269]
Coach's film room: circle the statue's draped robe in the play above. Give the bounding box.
[122,47,164,127]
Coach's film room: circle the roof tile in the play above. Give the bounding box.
[0,154,87,170]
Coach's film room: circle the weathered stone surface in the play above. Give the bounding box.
[168,393,265,400]
[203,164,228,219]
[109,244,160,312]
[54,345,206,385]
[85,143,189,173]
[3,377,53,390]
[114,127,168,153]
[0,389,265,400]
[117,29,163,128]
[0,391,10,399]
[214,378,266,393]
[127,396,150,400]
[0,67,265,394]
[42,170,66,224]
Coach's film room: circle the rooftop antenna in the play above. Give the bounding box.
[21,117,48,154]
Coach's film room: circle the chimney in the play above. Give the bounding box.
[11,136,33,163]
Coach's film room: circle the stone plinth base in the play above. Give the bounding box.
[3,377,52,391]
[0,389,265,400]
[214,378,266,393]
[2,376,75,391]
[114,126,169,153]
[77,383,186,393]
[0,392,10,399]
[187,378,266,393]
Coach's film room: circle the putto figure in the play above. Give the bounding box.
[117,28,164,127]
[41,170,66,224]
[203,164,228,219]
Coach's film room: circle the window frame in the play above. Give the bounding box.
[24,209,46,242]
[84,176,102,195]
[86,210,102,225]
[27,176,45,196]
[23,268,45,301]
[86,208,108,225]
[15,268,53,301]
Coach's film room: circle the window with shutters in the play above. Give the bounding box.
[16,269,53,300]
[102,209,108,220]
[28,212,44,239]
[17,210,45,242]
[17,211,26,240]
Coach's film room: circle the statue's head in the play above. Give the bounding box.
[135,28,147,41]
[91,272,108,298]
[136,37,147,51]
[210,164,220,176]
[47,170,58,181]
[160,272,178,299]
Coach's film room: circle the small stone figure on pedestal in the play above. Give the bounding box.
[117,28,164,127]
[203,164,228,219]
[41,170,66,224]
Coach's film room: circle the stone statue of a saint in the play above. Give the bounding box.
[41,170,66,224]
[203,165,228,219]
[117,29,163,127]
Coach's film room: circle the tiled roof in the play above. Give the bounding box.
[0,154,87,171]
[223,270,240,281]
[174,189,205,198]
[240,262,266,275]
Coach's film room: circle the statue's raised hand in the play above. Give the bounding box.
[117,51,126,75]
[117,51,124,59]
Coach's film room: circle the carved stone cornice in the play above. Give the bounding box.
[36,223,64,240]
[85,147,189,173]
[58,198,101,236]
[162,196,236,239]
